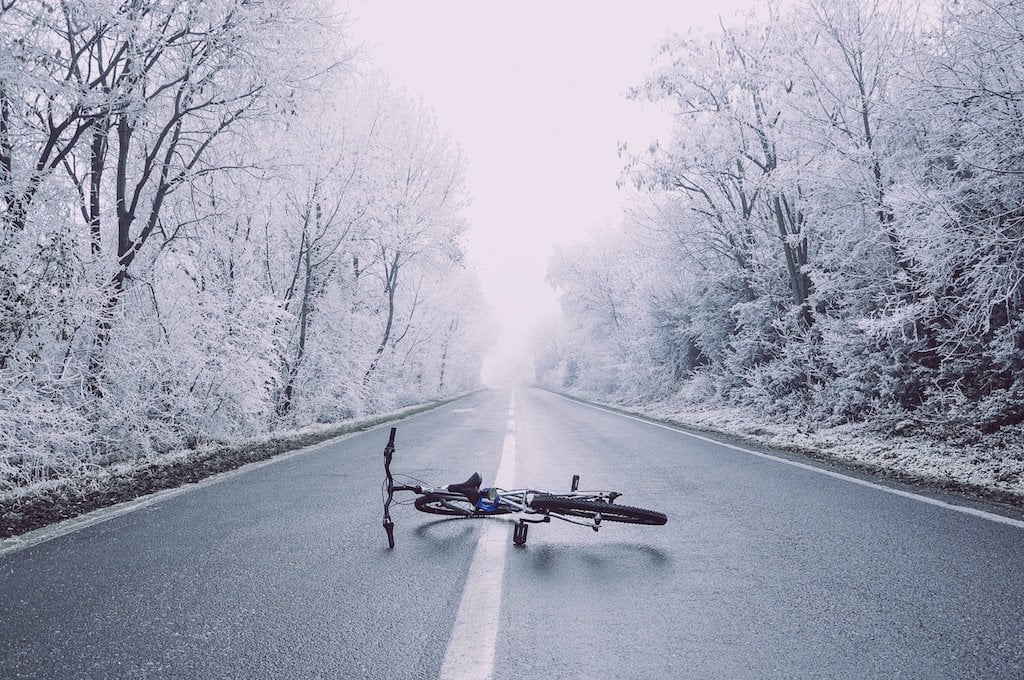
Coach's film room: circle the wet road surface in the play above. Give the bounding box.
[2,388,1023,679]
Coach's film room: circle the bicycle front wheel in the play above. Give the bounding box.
[531,495,667,525]
[414,493,514,517]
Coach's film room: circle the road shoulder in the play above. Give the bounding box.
[543,388,1024,521]
[1,392,476,542]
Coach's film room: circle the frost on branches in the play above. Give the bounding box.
[536,0,1024,451]
[0,0,492,495]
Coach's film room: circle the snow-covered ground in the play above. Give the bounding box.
[0,394,472,538]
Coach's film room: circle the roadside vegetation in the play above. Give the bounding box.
[535,0,1024,502]
[0,0,492,519]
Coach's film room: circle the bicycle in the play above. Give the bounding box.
[380,427,667,548]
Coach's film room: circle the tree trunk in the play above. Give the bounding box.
[364,250,401,385]
[88,119,110,255]
[773,195,813,328]
[438,317,458,393]
[276,253,314,418]
[0,83,11,215]
[276,205,320,418]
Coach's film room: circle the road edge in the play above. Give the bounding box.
[542,388,1024,521]
[0,391,478,549]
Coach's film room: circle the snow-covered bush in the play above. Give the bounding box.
[538,0,1024,441]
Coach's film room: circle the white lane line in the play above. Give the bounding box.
[0,404,446,557]
[0,430,373,558]
[552,393,1024,531]
[439,399,516,680]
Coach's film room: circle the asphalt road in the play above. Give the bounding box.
[2,388,1023,679]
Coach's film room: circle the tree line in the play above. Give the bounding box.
[536,0,1024,438]
[0,0,491,492]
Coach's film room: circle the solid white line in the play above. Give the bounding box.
[0,432,361,558]
[0,404,447,558]
[439,398,516,680]
[551,392,1024,531]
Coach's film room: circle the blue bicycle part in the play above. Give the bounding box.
[474,488,501,512]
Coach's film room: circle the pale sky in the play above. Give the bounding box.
[348,1,757,384]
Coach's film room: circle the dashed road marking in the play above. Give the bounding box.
[439,393,516,680]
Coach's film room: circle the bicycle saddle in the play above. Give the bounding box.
[447,472,483,503]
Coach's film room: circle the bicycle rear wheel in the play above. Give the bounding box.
[530,495,667,525]
[414,493,514,517]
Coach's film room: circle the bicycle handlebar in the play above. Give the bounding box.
[382,427,422,548]
[382,427,397,548]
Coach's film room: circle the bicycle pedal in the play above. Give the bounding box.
[513,521,529,546]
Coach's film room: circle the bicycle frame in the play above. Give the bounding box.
[418,486,623,527]
[382,426,665,547]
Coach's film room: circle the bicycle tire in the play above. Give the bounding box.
[414,493,514,517]
[530,495,667,525]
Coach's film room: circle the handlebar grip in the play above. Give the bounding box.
[387,427,396,448]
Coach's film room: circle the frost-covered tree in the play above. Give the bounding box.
[888,0,1024,430]
[0,3,492,493]
[541,0,1024,437]
[621,6,824,405]
[355,87,469,396]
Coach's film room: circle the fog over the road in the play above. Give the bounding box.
[350,0,760,382]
